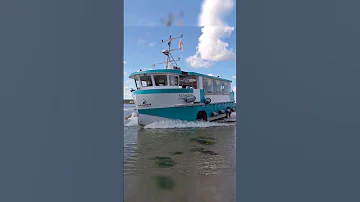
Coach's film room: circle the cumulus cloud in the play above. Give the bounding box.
[187,54,212,68]
[186,0,236,68]
[232,76,236,79]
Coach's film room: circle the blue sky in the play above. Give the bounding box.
[124,0,236,99]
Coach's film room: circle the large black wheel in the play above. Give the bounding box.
[196,111,208,121]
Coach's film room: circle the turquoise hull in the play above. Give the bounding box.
[138,102,235,122]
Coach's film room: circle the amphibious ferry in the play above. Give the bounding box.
[128,34,236,126]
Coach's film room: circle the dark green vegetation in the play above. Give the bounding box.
[190,136,216,145]
[190,147,205,152]
[150,136,219,170]
[155,176,176,190]
[151,158,177,190]
[189,136,219,155]
[190,147,218,155]
[124,99,135,104]
[201,150,218,155]
[169,151,183,155]
[152,156,176,168]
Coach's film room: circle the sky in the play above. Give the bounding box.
[124,0,236,99]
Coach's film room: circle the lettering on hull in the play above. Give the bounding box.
[178,93,191,100]
[137,99,152,108]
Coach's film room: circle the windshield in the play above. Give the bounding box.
[139,75,153,87]
[154,75,168,86]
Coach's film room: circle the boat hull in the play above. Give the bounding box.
[132,88,236,126]
[137,102,235,126]
[137,113,173,126]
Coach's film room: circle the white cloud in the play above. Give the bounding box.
[186,54,212,68]
[232,86,236,92]
[207,74,213,76]
[232,76,236,79]
[186,0,236,68]
[138,38,147,44]
[123,93,133,99]
[123,81,135,99]
[148,42,156,47]
[124,61,127,64]
[138,38,156,47]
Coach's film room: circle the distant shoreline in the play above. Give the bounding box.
[124,99,135,104]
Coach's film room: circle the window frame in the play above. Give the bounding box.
[222,81,231,94]
[203,77,215,94]
[153,74,168,86]
[139,75,153,87]
[214,79,223,94]
[169,74,179,86]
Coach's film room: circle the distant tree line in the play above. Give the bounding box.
[124,99,135,104]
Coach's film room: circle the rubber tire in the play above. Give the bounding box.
[196,111,208,121]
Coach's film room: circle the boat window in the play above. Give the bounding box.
[139,75,153,87]
[134,78,140,89]
[154,75,168,86]
[222,81,231,94]
[214,79,222,94]
[169,75,179,86]
[203,77,214,94]
[179,76,197,89]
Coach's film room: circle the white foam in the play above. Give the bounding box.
[124,112,139,127]
[223,112,236,122]
[124,111,237,128]
[144,119,235,129]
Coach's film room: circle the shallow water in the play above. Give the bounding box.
[124,104,236,202]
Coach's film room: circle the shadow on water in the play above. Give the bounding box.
[155,176,176,190]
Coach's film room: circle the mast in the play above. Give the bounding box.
[158,34,183,69]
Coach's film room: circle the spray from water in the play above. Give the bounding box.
[125,112,139,127]
[144,119,235,129]
[124,112,237,128]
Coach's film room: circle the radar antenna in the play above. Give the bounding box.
[159,34,183,69]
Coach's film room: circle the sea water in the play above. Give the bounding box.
[124,104,236,202]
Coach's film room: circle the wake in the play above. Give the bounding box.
[124,112,236,129]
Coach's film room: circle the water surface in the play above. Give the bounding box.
[124,104,236,202]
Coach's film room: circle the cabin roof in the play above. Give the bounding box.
[129,69,232,82]
[129,69,182,77]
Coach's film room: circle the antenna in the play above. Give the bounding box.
[159,34,183,69]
